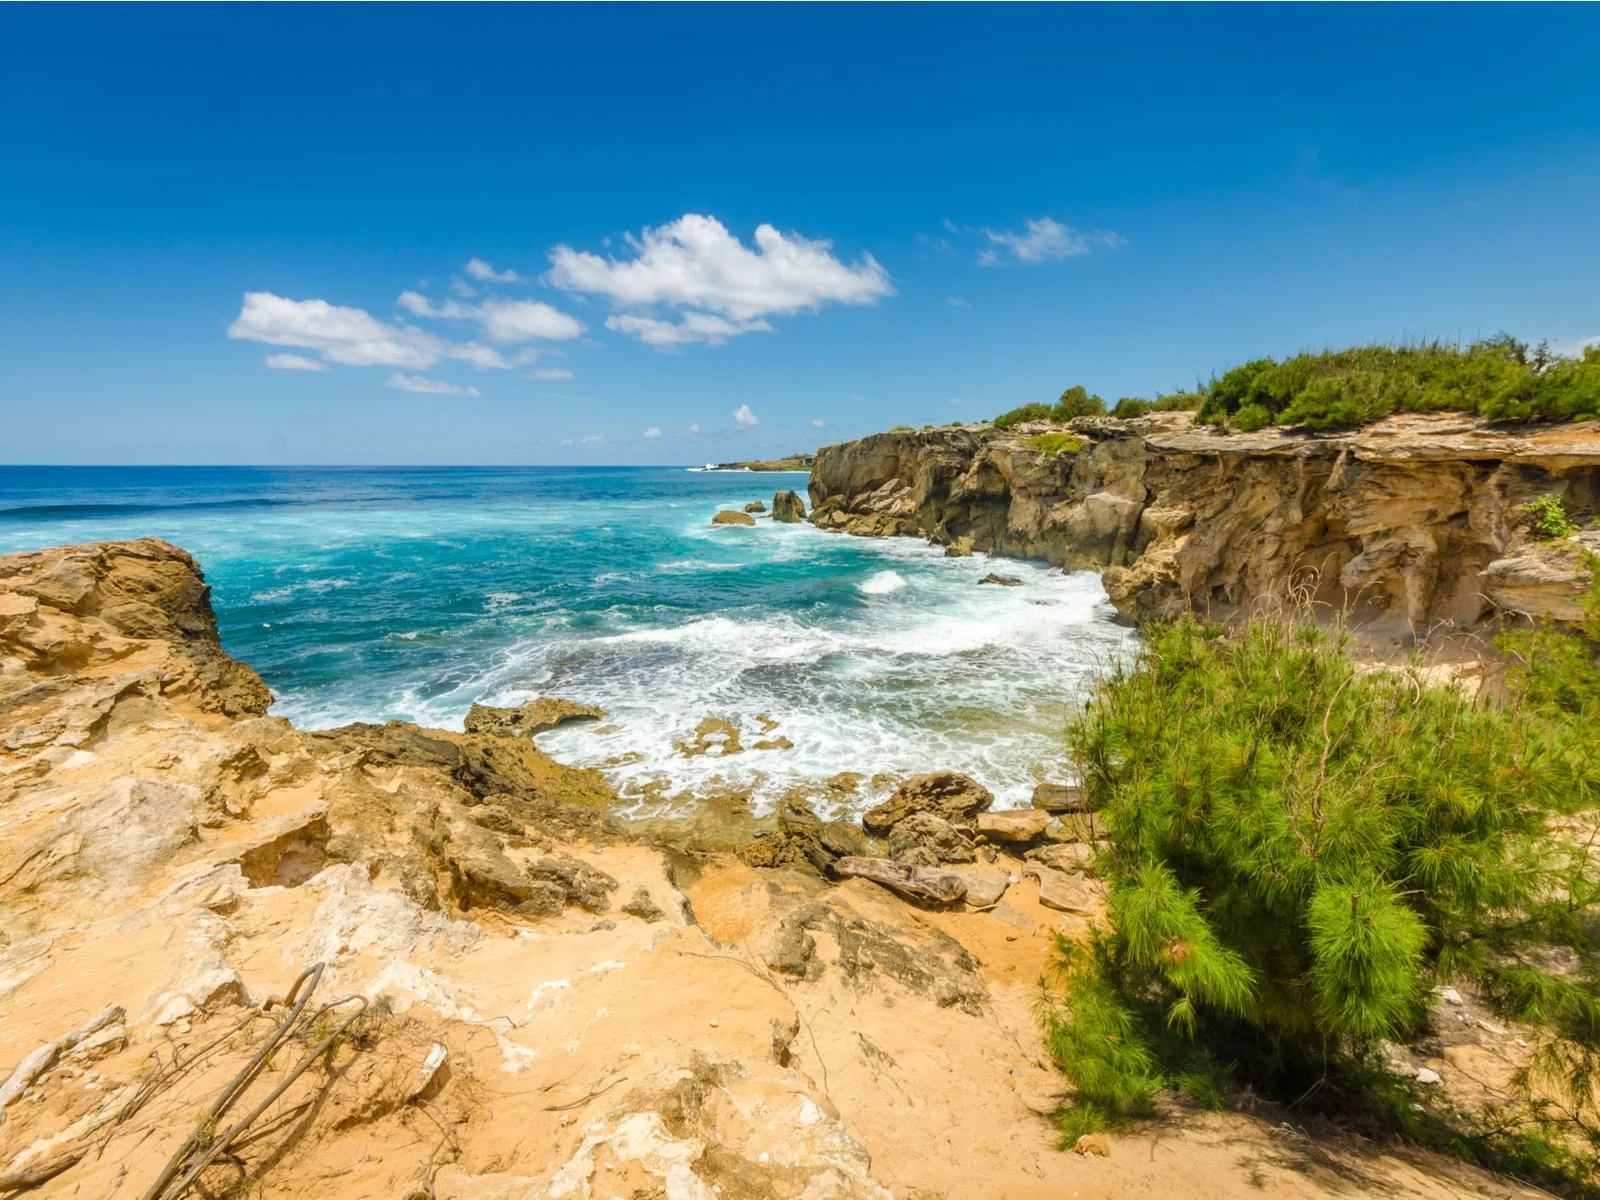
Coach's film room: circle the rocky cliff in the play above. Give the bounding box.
[0,540,1553,1199]
[809,413,1600,640]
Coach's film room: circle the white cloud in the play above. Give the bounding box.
[548,213,892,350]
[465,257,523,284]
[397,290,582,343]
[945,296,972,309]
[560,434,605,447]
[230,292,529,371]
[527,367,575,381]
[386,373,482,397]
[810,418,826,429]
[643,426,663,439]
[686,423,701,435]
[733,404,759,428]
[478,298,583,342]
[606,312,772,349]
[263,353,328,372]
[977,218,1124,266]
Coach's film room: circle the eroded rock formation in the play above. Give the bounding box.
[809,414,1600,639]
[0,540,1555,1200]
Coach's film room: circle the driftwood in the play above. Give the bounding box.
[0,1004,124,1124]
[0,1149,83,1193]
[831,856,966,906]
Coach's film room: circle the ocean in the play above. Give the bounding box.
[0,465,1134,815]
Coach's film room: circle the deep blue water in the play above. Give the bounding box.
[0,466,1132,813]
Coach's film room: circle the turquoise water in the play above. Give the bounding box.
[0,466,1133,814]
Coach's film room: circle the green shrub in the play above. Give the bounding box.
[1228,403,1272,432]
[1112,398,1153,419]
[992,402,1053,429]
[1046,616,1600,1185]
[1052,386,1106,422]
[1194,338,1600,430]
[1526,494,1580,540]
[1152,391,1205,412]
[1031,432,1084,459]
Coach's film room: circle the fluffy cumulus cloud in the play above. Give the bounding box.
[978,218,1124,266]
[464,257,523,284]
[263,353,328,371]
[810,418,826,429]
[686,423,701,435]
[547,214,892,349]
[643,426,663,439]
[231,288,581,389]
[733,404,759,428]
[386,373,482,397]
[231,293,444,369]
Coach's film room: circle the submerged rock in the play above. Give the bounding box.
[771,490,807,523]
[977,573,1023,586]
[711,509,757,527]
[464,698,606,739]
[862,771,994,835]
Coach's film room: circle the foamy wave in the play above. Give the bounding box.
[859,569,906,595]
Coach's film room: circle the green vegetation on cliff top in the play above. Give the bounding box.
[989,335,1600,432]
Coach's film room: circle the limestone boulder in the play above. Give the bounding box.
[712,509,758,527]
[887,812,976,866]
[771,490,807,523]
[862,771,994,835]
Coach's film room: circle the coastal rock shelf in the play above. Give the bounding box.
[0,539,1557,1199]
[807,412,1600,640]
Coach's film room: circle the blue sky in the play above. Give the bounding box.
[2,3,1598,465]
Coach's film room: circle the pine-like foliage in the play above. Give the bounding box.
[1045,616,1600,1185]
[1194,336,1600,429]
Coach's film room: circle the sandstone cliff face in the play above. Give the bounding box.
[809,414,1600,638]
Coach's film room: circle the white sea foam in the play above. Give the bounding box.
[242,501,1136,818]
[859,569,906,595]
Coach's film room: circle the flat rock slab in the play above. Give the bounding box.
[1031,782,1089,813]
[956,865,1012,909]
[1024,865,1096,914]
[464,698,606,739]
[833,856,967,906]
[977,810,1051,842]
[1027,842,1098,873]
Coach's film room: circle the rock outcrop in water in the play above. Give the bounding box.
[772,488,807,523]
[808,413,1600,640]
